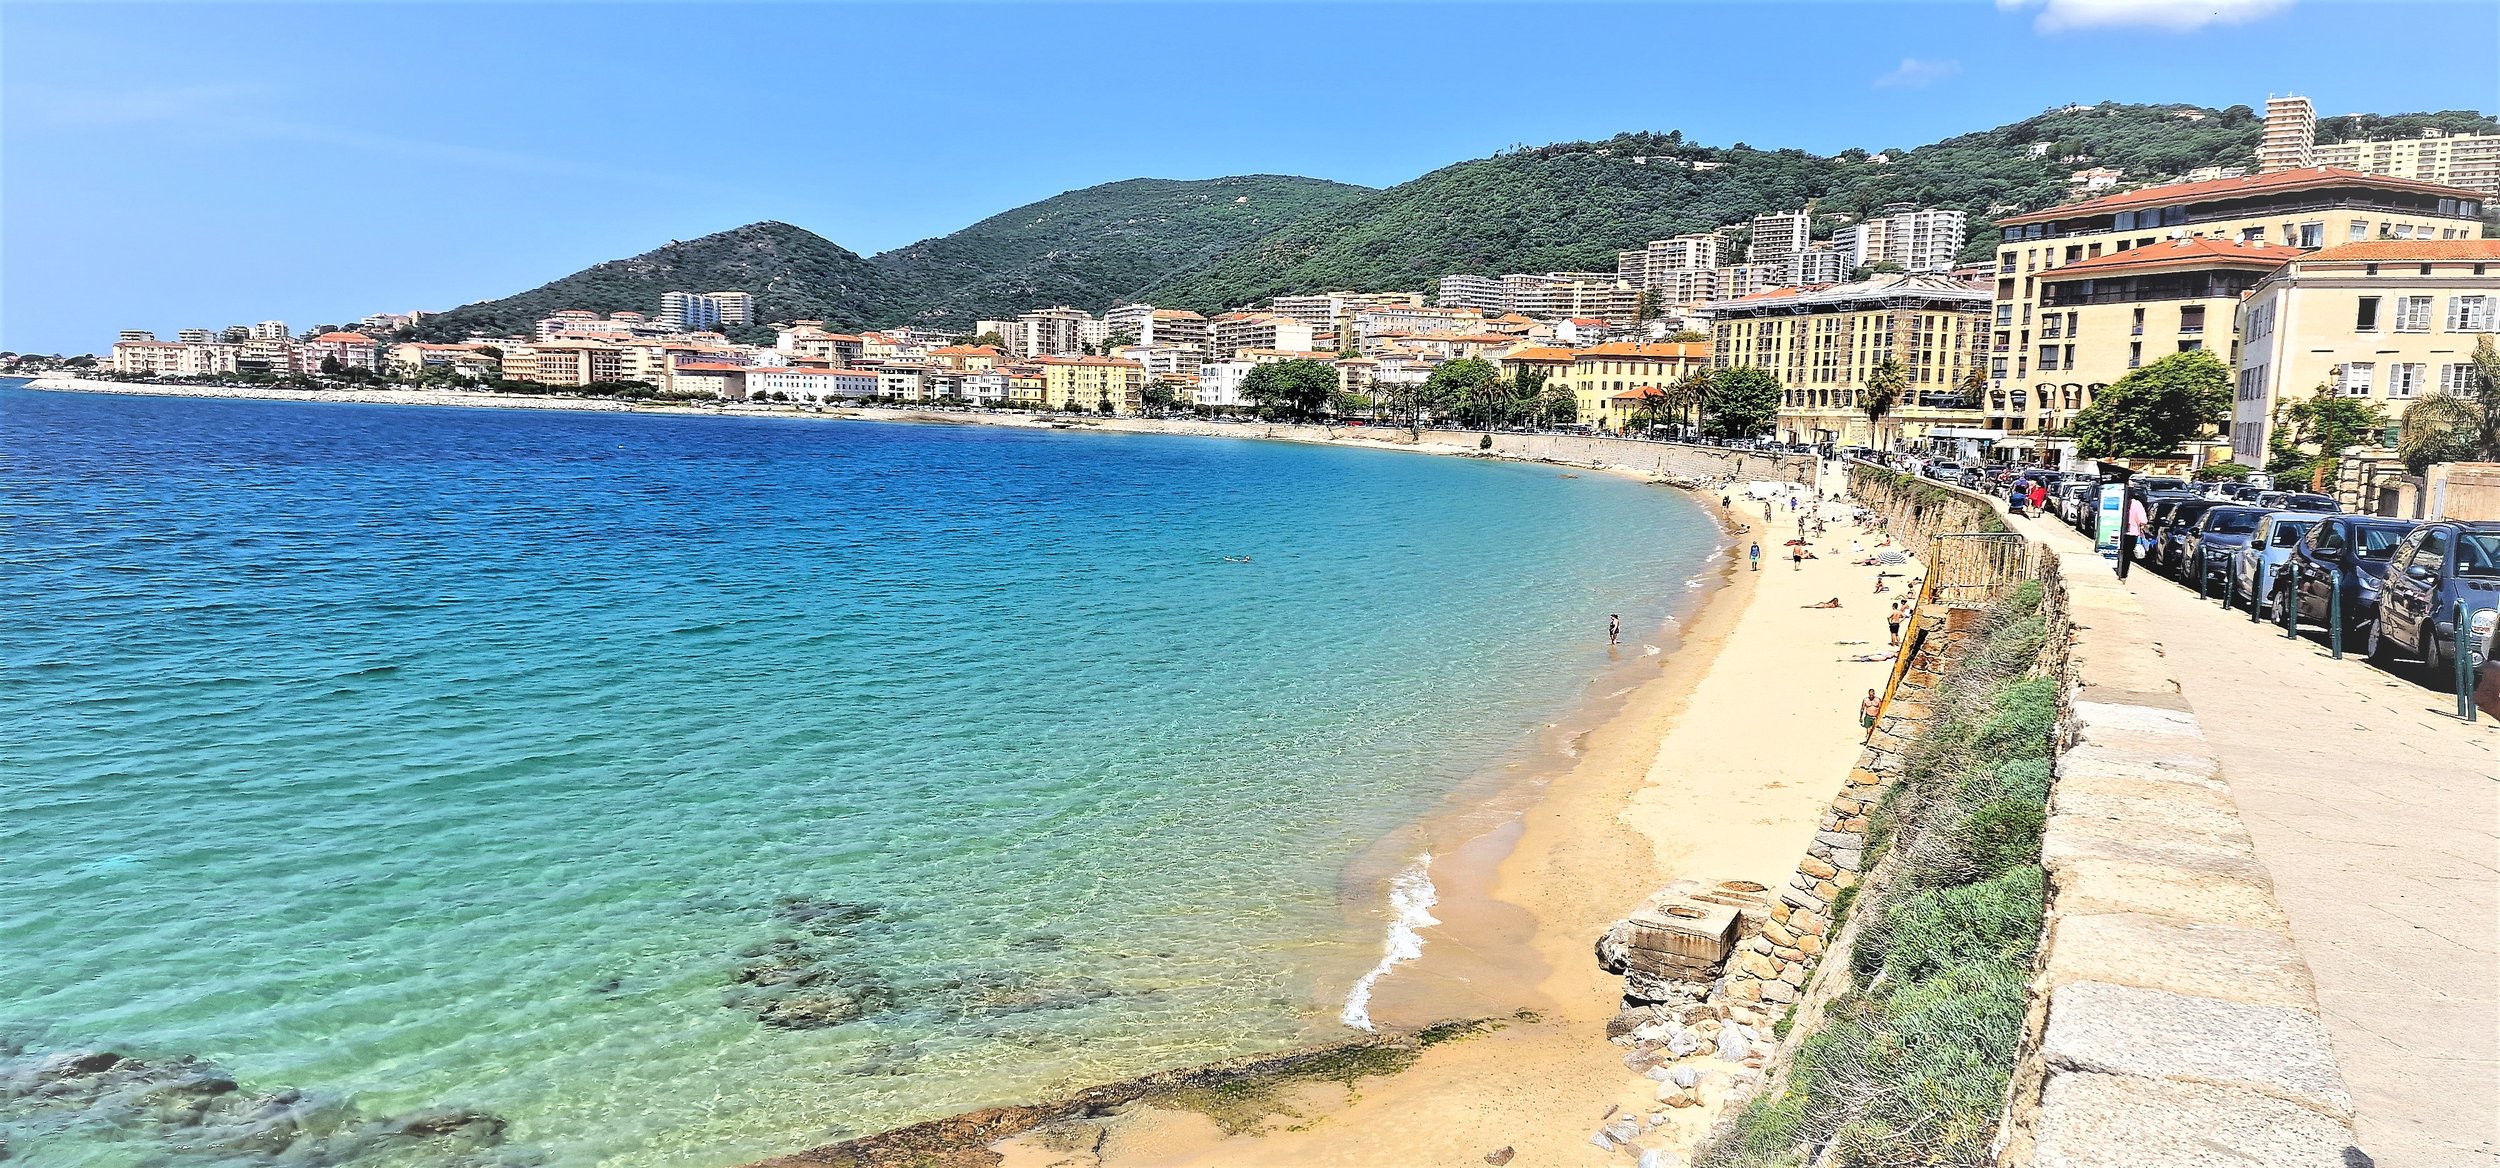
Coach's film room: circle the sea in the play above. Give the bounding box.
[0,384,1719,1168]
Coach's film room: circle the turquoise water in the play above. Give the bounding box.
[0,386,1718,1168]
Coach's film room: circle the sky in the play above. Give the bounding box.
[4,0,2496,354]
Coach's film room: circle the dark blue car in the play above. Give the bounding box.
[2284,515,2417,634]
[2367,521,2500,678]
[2181,505,2268,591]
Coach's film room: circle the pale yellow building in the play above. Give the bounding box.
[1705,275,1990,449]
[2231,238,2500,463]
[1552,341,1713,432]
[1034,355,1145,413]
[1988,167,2484,436]
[2029,237,2308,433]
[2316,131,2500,202]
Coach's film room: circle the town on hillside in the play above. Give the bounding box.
[54,95,2500,511]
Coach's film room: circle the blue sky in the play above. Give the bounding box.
[5,0,2495,353]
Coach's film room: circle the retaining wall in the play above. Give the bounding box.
[1848,473,2366,1167]
[1419,431,1815,486]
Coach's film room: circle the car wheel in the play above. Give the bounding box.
[2423,626,2448,684]
[2366,618,2396,667]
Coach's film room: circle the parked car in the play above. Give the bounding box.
[2279,493,2341,513]
[2231,512,2323,618]
[2181,505,2269,591]
[2284,515,2419,634]
[2154,499,2225,576]
[2367,521,2500,677]
[2138,494,2202,565]
[1922,459,1964,482]
[2056,480,2097,525]
[2134,476,2189,495]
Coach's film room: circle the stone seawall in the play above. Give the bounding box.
[1845,461,2011,549]
[1849,473,2366,1167]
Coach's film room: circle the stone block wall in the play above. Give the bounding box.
[1845,460,2010,551]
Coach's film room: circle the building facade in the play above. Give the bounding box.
[1705,275,1991,449]
[1832,204,1969,274]
[2231,239,2500,463]
[1747,210,1812,270]
[2258,96,2317,173]
[1550,341,1713,432]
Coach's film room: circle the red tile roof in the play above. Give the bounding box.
[1999,166,2480,227]
[2037,236,2306,279]
[2297,238,2500,263]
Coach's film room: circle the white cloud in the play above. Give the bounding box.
[1873,58,1962,89]
[1998,0,2294,32]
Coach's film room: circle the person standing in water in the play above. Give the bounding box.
[1608,613,1621,645]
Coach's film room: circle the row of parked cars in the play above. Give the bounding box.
[2018,468,2500,684]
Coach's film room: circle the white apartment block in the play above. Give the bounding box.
[2258,95,2318,173]
[1787,247,1849,286]
[1499,272,1636,322]
[1268,291,1423,336]
[1194,358,1255,410]
[977,307,1094,357]
[1747,210,1812,268]
[1208,313,1317,357]
[1616,234,1722,287]
[1437,274,1505,312]
[1713,262,1788,300]
[250,321,290,341]
[1832,204,1968,274]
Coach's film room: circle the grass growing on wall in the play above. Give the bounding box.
[1847,464,2014,536]
[1700,582,2052,1168]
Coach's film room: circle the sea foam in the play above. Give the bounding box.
[1340,853,1439,1031]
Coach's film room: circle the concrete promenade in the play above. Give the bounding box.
[2003,505,2499,1167]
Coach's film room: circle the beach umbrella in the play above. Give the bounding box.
[1873,551,1909,564]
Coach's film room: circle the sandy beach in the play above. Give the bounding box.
[974,462,1900,1168]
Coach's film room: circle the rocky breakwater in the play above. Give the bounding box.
[1587,879,1780,1155]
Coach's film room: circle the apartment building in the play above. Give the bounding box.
[1101,304,1211,352]
[1705,274,1990,449]
[1986,167,2485,429]
[2317,131,2500,201]
[748,366,879,403]
[1746,210,1812,269]
[2231,239,2500,463]
[110,339,229,376]
[2030,237,2308,436]
[1832,205,1968,274]
[929,344,1003,372]
[776,324,865,366]
[1502,272,1638,322]
[977,307,1094,357]
[659,291,751,332]
[303,331,380,371]
[1207,313,1317,358]
[2258,96,2318,173]
[1713,263,1787,301]
[250,320,290,341]
[707,291,754,328]
[1550,341,1713,432]
[1269,291,1422,340]
[1436,274,1505,312]
[1616,234,1722,288]
[387,342,502,380]
[1788,247,1848,286]
[1034,355,1146,413]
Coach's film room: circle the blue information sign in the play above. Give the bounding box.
[2096,484,2124,559]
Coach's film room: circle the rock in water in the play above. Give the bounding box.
[1484,1147,1515,1166]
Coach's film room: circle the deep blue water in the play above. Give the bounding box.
[0,386,1716,1168]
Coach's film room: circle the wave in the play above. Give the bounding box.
[1339,853,1439,1032]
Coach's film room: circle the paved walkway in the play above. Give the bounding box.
[2005,507,2500,1167]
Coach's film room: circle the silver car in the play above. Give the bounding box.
[2230,512,2322,617]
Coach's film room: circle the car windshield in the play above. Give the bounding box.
[2272,520,2316,547]
[2356,526,2409,558]
[2209,511,2261,534]
[2461,533,2500,578]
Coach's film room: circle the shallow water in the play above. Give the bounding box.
[0,387,1716,1168]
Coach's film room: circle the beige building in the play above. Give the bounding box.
[2317,131,2500,202]
[1988,167,2485,435]
[2258,96,2317,173]
[2029,237,2308,434]
[1706,274,1991,449]
[1208,313,1317,358]
[2231,239,2500,463]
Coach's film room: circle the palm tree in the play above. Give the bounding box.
[2398,334,2500,474]
[1663,373,1709,435]
[1863,357,1905,450]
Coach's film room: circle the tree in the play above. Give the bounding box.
[1141,377,1184,416]
[1703,367,1782,439]
[1863,357,1906,448]
[1540,380,1579,427]
[1240,359,1336,421]
[318,355,343,376]
[1663,329,1711,344]
[2397,333,2500,474]
[1663,373,1709,433]
[2194,460,2255,481]
[969,332,1006,349]
[1635,289,1660,323]
[1847,260,1906,282]
[2268,383,2388,490]
[1423,358,1504,430]
[2065,350,2232,459]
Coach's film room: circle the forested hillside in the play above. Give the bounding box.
[415,222,883,341]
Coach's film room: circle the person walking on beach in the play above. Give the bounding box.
[1888,598,1908,644]
[1608,613,1621,645]
[1790,543,1804,570]
[1860,689,1882,731]
[1749,542,1761,571]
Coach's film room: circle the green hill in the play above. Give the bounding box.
[416,221,884,341]
[866,175,1372,329]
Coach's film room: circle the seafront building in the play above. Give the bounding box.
[2026,236,2309,439]
[1985,166,2484,441]
[2230,239,2500,463]
[1705,273,1992,450]
[1552,341,1714,432]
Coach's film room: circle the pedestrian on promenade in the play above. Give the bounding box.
[2029,480,2048,513]
[1608,613,1621,645]
[2008,481,2029,517]
[2118,490,2149,581]
[1749,542,1761,571]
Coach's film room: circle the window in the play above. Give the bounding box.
[2356,297,2381,331]
[2238,364,2267,403]
[2042,316,2063,339]
[2132,306,2146,335]
[2441,363,2482,395]
[2417,530,2452,575]
[2299,222,2324,248]
[2179,305,2206,334]
[2349,219,2371,241]
[2449,295,2493,332]
[2038,345,2059,370]
[2390,363,2426,399]
[1995,303,2013,326]
[2128,341,2143,369]
[2396,296,2434,332]
[1990,357,2008,378]
[2178,339,2202,353]
[2312,523,2347,556]
[2339,362,2375,396]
